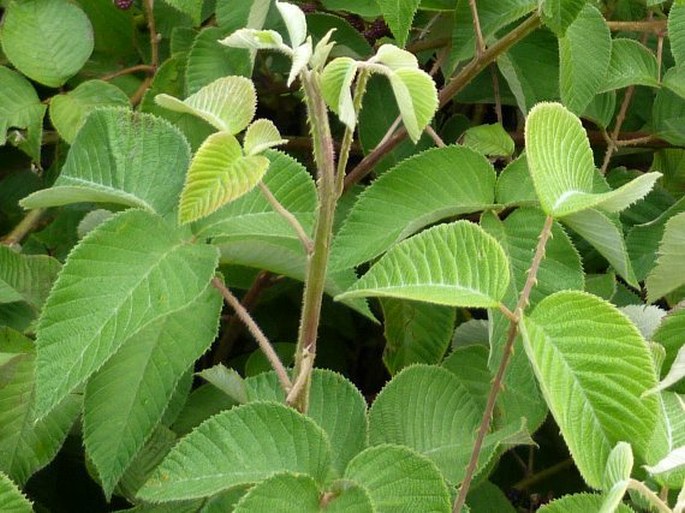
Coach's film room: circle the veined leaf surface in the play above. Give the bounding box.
[374,0,421,47]
[0,472,33,513]
[600,39,659,92]
[0,246,61,310]
[646,212,685,303]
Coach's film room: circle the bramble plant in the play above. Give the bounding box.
[1,0,685,512]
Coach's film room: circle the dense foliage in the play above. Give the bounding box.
[1,0,684,512]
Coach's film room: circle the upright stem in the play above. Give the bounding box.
[288,71,338,413]
[336,70,370,193]
[468,0,486,56]
[143,0,160,70]
[452,215,555,513]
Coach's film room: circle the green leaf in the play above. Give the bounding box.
[538,493,636,513]
[137,402,332,501]
[337,220,510,308]
[541,0,586,36]
[156,76,256,134]
[462,123,515,158]
[495,154,537,205]
[233,473,373,513]
[466,481,517,513]
[653,309,685,393]
[321,58,358,129]
[0,0,93,87]
[0,66,45,161]
[21,109,191,216]
[162,0,203,25]
[49,80,130,144]
[387,68,438,143]
[34,209,219,418]
[519,291,660,488]
[219,29,286,51]
[646,212,685,302]
[374,0,421,47]
[370,44,419,70]
[331,145,497,270]
[525,102,660,217]
[669,4,685,67]
[178,132,270,224]
[582,91,617,129]
[663,65,685,100]
[0,328,80,485]
[344,445,451,512]
[197,364,247,404]
[381,299,455,375]
[600,39,660,92]
[0,246,61,310]
[559,5,611,114]
[276,1,308,48]
[243,119,287,156]
[84,287,222,498]
[651,88,685,146]
[599,443,633,513]
[0,472,33,513]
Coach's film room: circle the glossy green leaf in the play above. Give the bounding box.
[0,246,61,310]
[331,145,497,270]
[137,402,332,501]
[519,291,660,488]
[0,66,45,160]
[243,119,287,156]
[21,109,190,216]
[600,39,660,92]
[538,493,635,513]
[646,212,685,302]
[337,220,510,308]
[381,298,455,374]
[0,472,33,513]
[34,209,219,418]
[388,68,439,143]
[462,123,515,158]
[375,0,421,47]
[0,328,80,485]
[156,76,256,134]
[49,80,130,144]
[541,0,586,36]
[670,5,685,66]
[84,287,222,498]
[0,0,93,87]
[344,445,451,512]
[321,58,358,129]
[525,102,660,217]
[559,5,611,114]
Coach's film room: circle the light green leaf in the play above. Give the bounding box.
[34,209,219,418]
[538,493,636,513]
[375,0,421,47]
[582,91,617,129]
[162,0,203,25]
[321,58,358,129]
[331,145,497,270]
[336,220,510,308]
[388,68,438,143]
[84,287,222,498]
[0,328,80,485]
[670,5,685,66]
[0,472,33,513]
[21,109,190,216]
[663,65,685,100]
[541,0,586,36]
[646,445,685,475]
[651,88,685,146]
[525,102,660,217]
[563,208,638,287]
[287,38,312,86]
[653,309,685,394]
[344,445,451,512]
[462,123,515,158]
[600,39,660,92]
[310,28,337,71]
[197,364,247,404]
[467,481,517,513]
[519,291,660,488]
[0,66,45,160]
[0,0,93,87]
[49,80,130,144]
[156,76,256,134]
[381,299,455,375]
[442,345,491,413]
[137,402,332,501]
[646,212,685,302]
[648,345,685,394]
[276,1,308,48]
[559,5,611,114]
[370,44,419,70]
[599,443,633,513]
[233,473,373,513]
[178,132,270,224]
[219,29,286,51]
[243,119,287,156]
[495,154,537,205]
[0,246,61,310]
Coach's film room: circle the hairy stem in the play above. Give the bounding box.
[101,64,155,81]
[606,20,667,34]
[600,86,635,174]
[336,70,370,192]
[258,182,313,254]
[452,215,555,512]
[468,0,486,56]
[143,0,160,70]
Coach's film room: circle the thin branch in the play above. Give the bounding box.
[211,276,292,393]
[336,70,370,192]
[452,215,555,513]
[490,64,503,125]
[627,479,672,513]
[101,64,155,81]
[425,125,446,147]
[606,20,667,34]
[1,209,46,246]
[285,346,314,403]
[600,86,635,174]
[130,75,154,107]
[512,459,574,490]
[258,182,313,254]
[468,0,486,56]
[143,0,160,69]
[656,32,664,80]
[497,303,517,322]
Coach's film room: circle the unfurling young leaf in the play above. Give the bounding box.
[243,119,288,156]
[321,57,358,129]
[275,2,308,48]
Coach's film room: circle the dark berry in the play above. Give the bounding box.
[113,0,134,9]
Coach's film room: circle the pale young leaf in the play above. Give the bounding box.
[275,1,307,48]
[243,119,287,156]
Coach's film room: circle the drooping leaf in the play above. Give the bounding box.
[519,291,660,488]
[344,445,451,512]
[559,5,611,114]
[387,68,439,143]
[540,0,586,36]
[84,287,222,498]
[49,80,130,144]
[670,4,685,66]
[0,328,80,485]
[525,102,660,217]
[646,212,685,302]
[137,402,332,501]
[462,123,515,158]
[156,76,256,134]
[321,58,358,129]
[374,0,422,47]
[34,209,219,418]
[331,145,497,270]
[0,472,33,513]
[336,220,510,308]
[0,246,61,311]
[601,39,659,92]
[178,132,270,224]
[21,109,191,216]
[243,119,287,156]
[538,493,636,513]
[0,0,93,87]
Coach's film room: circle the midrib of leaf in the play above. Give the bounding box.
[396,204,500,241]
[56,177,154,209]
